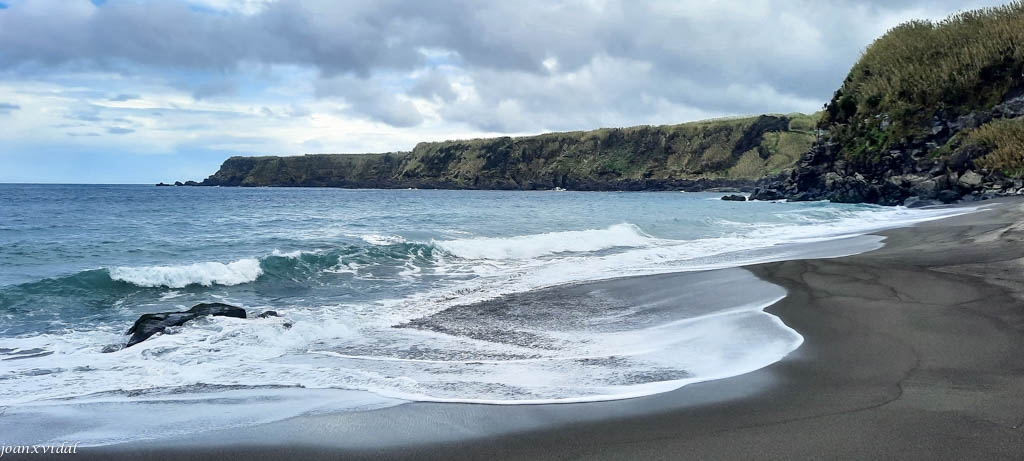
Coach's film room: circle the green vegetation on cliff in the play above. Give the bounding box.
[971,117,1024,176]
[753,2,1024,205]
[822,1,1024,174]
[201,114,817,190]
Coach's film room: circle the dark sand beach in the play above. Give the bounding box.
[46,198,1024,460]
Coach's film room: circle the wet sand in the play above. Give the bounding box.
[55,198,1024,460]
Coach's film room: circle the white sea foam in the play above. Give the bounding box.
[0,269,794,423]
[417,205,975,305]
[1,387,403,447]
[434,223,656,260]
[325,261,362,275]
[108,258,263,288]
[0,201,981,446]
[270,249,317,258]
[158,290,184,301]
[359,234,407,246]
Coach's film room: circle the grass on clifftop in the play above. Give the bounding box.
[822,1,1024,163]
[970,118,1024,176]
[400,114,816,183]
[205,113,819,188]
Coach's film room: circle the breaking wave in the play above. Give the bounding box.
[109,259,264,288]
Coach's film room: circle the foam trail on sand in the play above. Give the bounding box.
[434,223,656,259]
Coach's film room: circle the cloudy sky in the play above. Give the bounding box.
[0,0,1008,183]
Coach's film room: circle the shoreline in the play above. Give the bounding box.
[26,198,1024,460]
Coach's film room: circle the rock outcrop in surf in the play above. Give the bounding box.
[125,303,247,347]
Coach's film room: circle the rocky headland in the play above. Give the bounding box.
[753,5,1024,205]
[190,114,818,191]
[752,93,1024,205]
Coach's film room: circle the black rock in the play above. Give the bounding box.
[174,181,184,186]
[721,194,747,202]
[258,310,289,328]
[791,192,820,202]
[749,188,785,201]
[125,303,247,347]
[948,145,983,171]
[155,182,172,187]
[937,189,962,204]
[992,94,1024,119]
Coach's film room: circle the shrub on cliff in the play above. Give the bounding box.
[822,2,1024,157]
[970,117,1024,176]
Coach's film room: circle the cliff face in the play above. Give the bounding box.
[753,3,1024,205]
[202,154,405,188]
[198,114,817,190]
[752,95,1024,205]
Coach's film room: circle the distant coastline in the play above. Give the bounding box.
[182,114,816,191]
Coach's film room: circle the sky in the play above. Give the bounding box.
[0,0,1011,183]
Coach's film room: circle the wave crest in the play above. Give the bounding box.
[108,259,263,288]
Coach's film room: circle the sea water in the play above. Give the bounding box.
[0,184,972,444]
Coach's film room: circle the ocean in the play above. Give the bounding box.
[0,184,972,445]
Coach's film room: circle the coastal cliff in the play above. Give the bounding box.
[196,4,1024,202]
[753,3,1024,205]
[197,114,817,190]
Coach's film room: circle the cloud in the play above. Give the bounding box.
[0,0,1014,183]
[69,111,102,122]
[0,0,1008,132]
[315,75,424,127]
[192,80,238,100]
[109,93,139,102]
[409,71,457,103]
[184,0,275,15]
[254,103,312,118]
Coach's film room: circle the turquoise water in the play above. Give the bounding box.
[0,185,926,336]
[0,184,971,443]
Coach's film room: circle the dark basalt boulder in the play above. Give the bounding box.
[256,310,293,328]
[752,91,1024,206]
[937,189,963,204]
[749,188,785,201]
[125,303,247,347]
[721,194,747,201]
